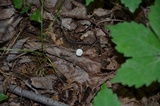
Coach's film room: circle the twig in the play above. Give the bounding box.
[9,84,69,106]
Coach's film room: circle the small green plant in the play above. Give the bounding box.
[12,0,44,50]
[12,0,31,14]
[12,0,42,23]
[12,0,23,9]
[86,0,160,105]
[0,93,8,102]
[29,9,42,23]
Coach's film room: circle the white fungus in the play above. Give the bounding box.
[76,49,83,56]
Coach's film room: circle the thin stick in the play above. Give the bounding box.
[40,0,44,50]
[9,84,69,106]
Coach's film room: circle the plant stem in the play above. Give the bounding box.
[40,0,44,51]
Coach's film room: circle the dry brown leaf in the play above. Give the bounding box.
[61,18,77,31]
[53,58,90,84]
[0,8,15,20]
[61,1,87,19]
[106,56,120,70]
[84,48,97,59]
[44,0,58,13]
[24,40,41,50]
[46,46,101,73]
[49,32,64,46]
[93,8,111,17]
[30,75,57,90]
[0,16,22,43]
[80,30,96,44]
[0,0,12,6]
[6,38,28,62]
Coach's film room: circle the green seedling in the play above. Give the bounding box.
[12,0,30,14]
[30,9,42,23]
[0,93,8,102]
[20,3,31,14]
[12,0,23,9]
[13,0,45,50]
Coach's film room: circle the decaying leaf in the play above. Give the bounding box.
[61,1,87,19]
[30,75,57,89]
[6,38,28,62]
[53,58,90,84]
[93,8,111,17]
[61,18,77,31]
[0,8,15,20]
[0,0,12,6]
[46,46,101,73]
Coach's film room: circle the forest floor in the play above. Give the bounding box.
[0,0,160,106]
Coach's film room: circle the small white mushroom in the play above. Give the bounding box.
[76,49,83,56]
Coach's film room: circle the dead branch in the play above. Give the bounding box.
[9,84,69,106]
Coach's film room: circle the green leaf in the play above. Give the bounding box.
[30,10,42,23]
[20,3,31,14]
[108,22,160,88]
[108,22,160,58]
[12,0,23,9]
[112,56,160,88]
[121,0,141,13]
[149,0,160,39]
[0,93,8,102]
[93,83,120,106]
[86,0,94,6]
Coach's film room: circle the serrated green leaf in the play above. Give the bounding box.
[93,83,120,106]
[0,93,8,102]
[108,22,160,58]
[111,56,160,88]
[12,0,23,9]
[108,22,160,88]
[86,0,94,6]
[30,10,42,23]
[149,0,160,39]
[121,0,141,13]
